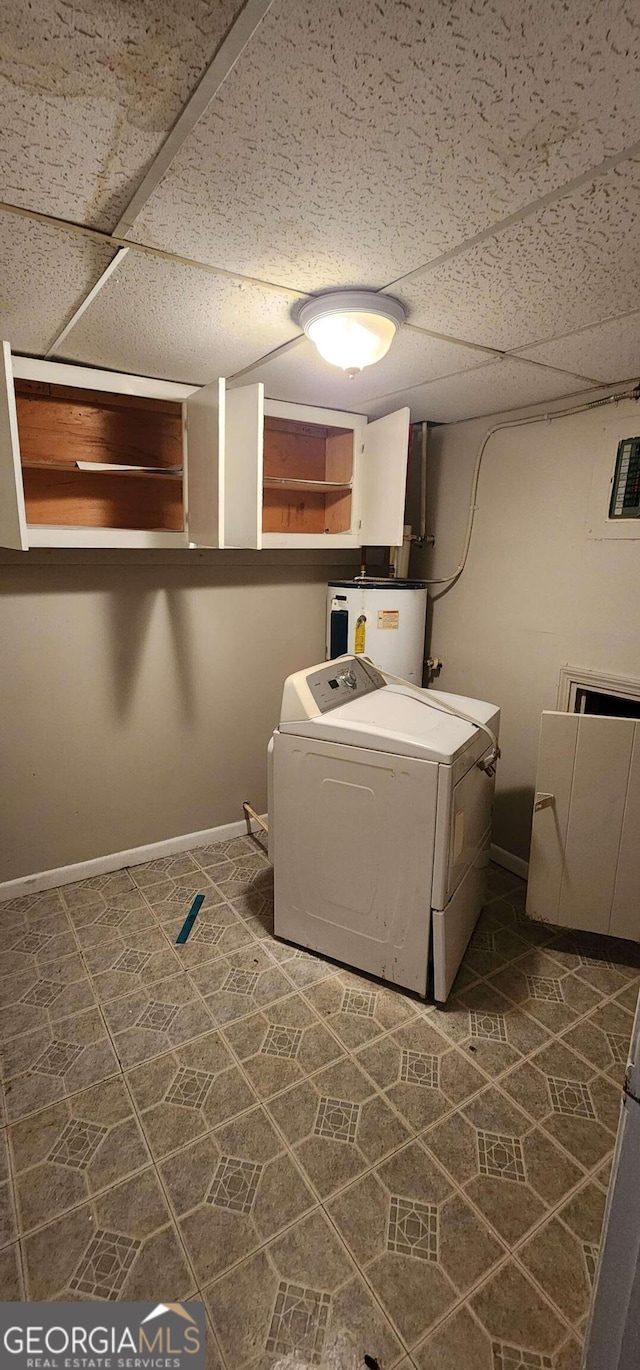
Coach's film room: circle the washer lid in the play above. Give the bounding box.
[279,683,500,764]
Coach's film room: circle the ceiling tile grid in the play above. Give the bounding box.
[0,0,243,229]
[365,357,596,424]
[513,312,640,384]
[57,250,305,383]
[130,0,640,292]
[391,158,640,353]
[0,216,116,354]
[232,327,495,406]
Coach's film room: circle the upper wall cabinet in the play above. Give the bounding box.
[220,384,410,550]
[0,347,409,551]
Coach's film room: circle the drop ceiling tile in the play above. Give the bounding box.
[132,0,640,290]
[0,0,243,228]
[365,359,597,424]
[0,214,115,354]
[233,328,492,410]
[514,313,640,384]
[58,250,303,383]
[393,159,640,352]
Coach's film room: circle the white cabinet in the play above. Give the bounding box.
[527,711,640,939]
[220,383,410,550]
[0,346,410,551]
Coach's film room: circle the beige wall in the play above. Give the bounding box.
[0,548,363,881]
[413,387,640,863]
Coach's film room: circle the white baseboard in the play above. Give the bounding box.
[490,843,529,880]
[0,816,268,903]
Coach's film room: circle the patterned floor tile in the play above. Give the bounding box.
[500,1040,620,1169]
[430,982,550,1078]
[0,954,96,1040]
[160,1104,316,1287]
[560,998,635,1083]
[549,931,640,997]
[326,1140,504,1347]
[470,1260,568,1362]
[0,1242,25,1298]
[268,939,337,989]
[192,836,269,882]
[214,862,274,910]
[423,1085,583,1245]
[70,895,156,947]
[0,889,67,921]
[204,1207,403,1370]
[267,1056,410,1200]
[189,944,292,1028]
[131,852,202,889]
[302,970,419,1051]
[0,1006,121,1122]
[354,1015,488,1132]
[518,1181,606,1326]
[101,973,214,1070]
[488,948,603,1034]
[0,917,78,986]
[126,1031,257,1159]
[143,874,227,925]
[164,903,257,967]
[488,892,559,948]
[9,1076,150,1232]
[223,993,345,1100]
[462,926,532,980]
[613,981,640,1015]
[0,1131,17,1250]
[61,870,137,912]
[21,1169,193,1300]
[413,1296,581,1370]
[485,865,526,904]
[83,926,182,1002]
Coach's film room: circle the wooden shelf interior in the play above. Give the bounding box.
[262,415,354,534]
[15,380,184,530]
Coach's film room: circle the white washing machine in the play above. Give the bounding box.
[268,655,499,1002]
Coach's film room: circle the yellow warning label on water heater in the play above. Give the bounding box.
[354,614,367,653]
[378,610,400,629]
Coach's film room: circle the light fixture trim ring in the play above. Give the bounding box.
[296,290,406,332]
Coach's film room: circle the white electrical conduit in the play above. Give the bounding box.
[425,382,640,594]
[379,666,501,776]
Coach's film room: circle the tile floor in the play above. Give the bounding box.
[0,842,637,1370]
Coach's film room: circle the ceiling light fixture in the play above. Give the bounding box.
[297,290,406,376]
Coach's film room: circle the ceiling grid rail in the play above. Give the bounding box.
[44,0,277,357]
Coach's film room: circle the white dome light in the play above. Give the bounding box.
[297,291,406,375]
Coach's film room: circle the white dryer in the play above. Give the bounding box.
[268,656,500,1002]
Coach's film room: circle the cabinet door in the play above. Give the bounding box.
[527,711,639,936]
[359,406,410,546]
[223,383,264,548]
[0,342,28,550]
[185,377,225,546]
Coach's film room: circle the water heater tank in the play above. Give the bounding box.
[326,578,428,684]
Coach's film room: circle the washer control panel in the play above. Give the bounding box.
[305,656,386,714]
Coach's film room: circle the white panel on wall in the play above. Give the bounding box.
[59,250,303,384]
[527,712,579,928]
[0,0,244,228]
[393,159,640,352]
[131,0,640,291]
[514,312,640,385]
[365,358,595,424]
[0,215,116,354]
[231,329,492,410]
[559,715,634,933]
[611,722,640,942]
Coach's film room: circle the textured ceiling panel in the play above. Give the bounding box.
[58,250,303,383]
[0,0,242,229]
[231,328,491,411]
[131,0,640,291]
[365,359,596,424]
[514,314,640,384]
[0,214,115,354]
[392,160,640,352]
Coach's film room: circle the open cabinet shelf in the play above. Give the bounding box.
[262,412,354,535]
[14,378,184,532]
